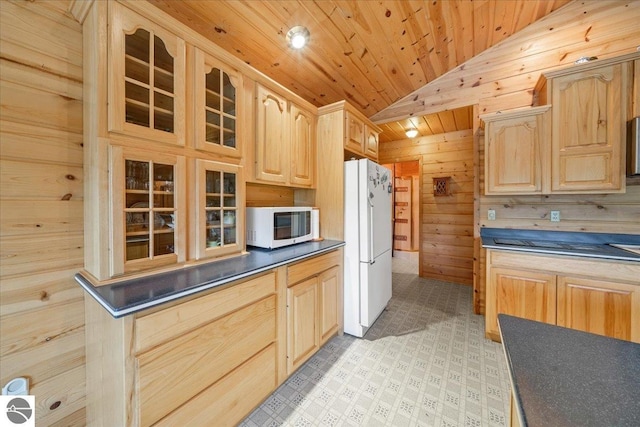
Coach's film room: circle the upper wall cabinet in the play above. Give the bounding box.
[110,145,187,277]
[344,109,379,160]
[253,84,316,188]
[194,48,243,158]
[536,55,636,193]
[481,106,551,195]
[109,1,186,145]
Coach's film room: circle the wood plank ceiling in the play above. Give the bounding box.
[151,0,571,142]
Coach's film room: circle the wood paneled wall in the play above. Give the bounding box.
[0,1,86,425]
[379,130,474,286]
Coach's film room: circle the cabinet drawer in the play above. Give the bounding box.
[287,250,341,286]
[135,271,275,353]
[156,343,277,427]
[137,295,276,427]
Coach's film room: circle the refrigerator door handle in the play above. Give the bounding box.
[368,202,375,263]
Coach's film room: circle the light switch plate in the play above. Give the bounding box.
[550,210,560,222]
[488,209,496,221]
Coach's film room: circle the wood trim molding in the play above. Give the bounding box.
[68,0,95,24]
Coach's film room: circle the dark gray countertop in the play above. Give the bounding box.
[498,314,640,427]
[481,228,640,262]
[75,240,345,318]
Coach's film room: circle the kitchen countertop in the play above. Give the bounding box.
[75,239,345,318]
[481,228,640,262]
[498,314,640,427]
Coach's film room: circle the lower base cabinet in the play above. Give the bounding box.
[85,248,344,426]
[486,267,556,341]
[85,271,281,427]
[557,276,639,341]
[287,249,343,374]
[486,250,640,343]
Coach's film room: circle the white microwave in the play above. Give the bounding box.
[246,207,318,249]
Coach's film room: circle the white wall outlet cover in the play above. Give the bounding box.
[550,211,560,222]
[488,209,496,221]
[2,377,29,396]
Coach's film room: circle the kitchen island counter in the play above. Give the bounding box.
[75,239,344,317]
[498,314,640,427]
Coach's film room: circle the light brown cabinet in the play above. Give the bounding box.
[193,160,244,260]
[254,84,316,187]
[557,276,639,342]
[286,249,343,374]
[485,266,556,341]
[85,271,281,427]
[535,57,633,193]
[84,1,248,281]
[344,109,380,160]
[110,145,186,276]
[486,249,640,343]
[108,1,186,145]
[287,276,319,373]
[481,106,550,194]
[193,47,243,157]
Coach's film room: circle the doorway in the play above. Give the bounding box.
[383,160,420,273]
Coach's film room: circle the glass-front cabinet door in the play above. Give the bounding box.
[195,160,244,259]
[194,48,242,157]
[111,146,186,276]
[109,2,185,145]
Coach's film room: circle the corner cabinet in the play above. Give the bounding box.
[286,249,343,374]
[485,249,640,343]
[535,54,637,193]
[108,1,186,145]
[254,84,316,187]
[481,106,550,195]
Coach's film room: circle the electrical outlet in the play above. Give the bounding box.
[488,209,496,221]
[550,210,560,222]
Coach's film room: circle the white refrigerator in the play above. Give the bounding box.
[343,158,393,337]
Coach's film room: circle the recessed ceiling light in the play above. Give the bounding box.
[287,26,310,49]
[405,128,418,138]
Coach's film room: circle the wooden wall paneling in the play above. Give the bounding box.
[380,130,474,285]
[245,182,295,207]
[29,365,86,426]
[0,1,87,425]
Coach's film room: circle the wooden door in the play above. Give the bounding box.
[255,84,288,184]
[290,103,315,187]
[550,63,627,192]
[394,177,412,251]
[486,267,556,341]
[287,277,319,373]
[557,276,639,342]
[319,266,340,344]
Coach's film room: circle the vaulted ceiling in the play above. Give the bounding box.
[151,0,572,141]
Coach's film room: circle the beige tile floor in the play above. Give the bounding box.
[240,253,510,426]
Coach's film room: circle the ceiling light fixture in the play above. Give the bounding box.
[405,128,418,138]
[287,26,310,49]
